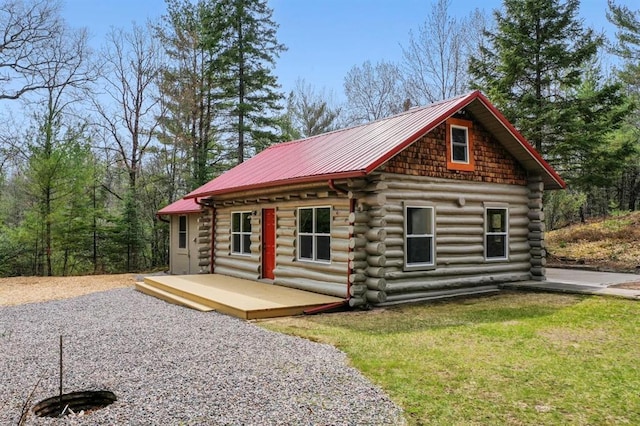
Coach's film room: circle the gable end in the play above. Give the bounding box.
[381,112,528,186]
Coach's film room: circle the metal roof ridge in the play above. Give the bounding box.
[268,91,479,150]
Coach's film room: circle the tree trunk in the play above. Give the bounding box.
[237,0,245,163]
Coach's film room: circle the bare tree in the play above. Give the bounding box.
[95,23,164,271]
[0,0,69,100]
[343,60,405,123]
[95,23,163,191]
[287,78,343,137]
[401,0,486,104]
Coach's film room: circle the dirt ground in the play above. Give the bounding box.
[1,272,638,307]
[612,281,640,290]
[0,274,135,306]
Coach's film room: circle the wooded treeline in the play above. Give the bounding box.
[0,0,638,276]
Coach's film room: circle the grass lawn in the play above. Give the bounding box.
[261,292,640,425]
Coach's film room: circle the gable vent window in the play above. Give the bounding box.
[298,207,331,263]
[446,118,475,171]
[231,211,252,255]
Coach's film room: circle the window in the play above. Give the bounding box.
[178,215,187,249]
[404,206,435,268]
[298,207,331,262]
[231,211,251,255]
[446,118,475,171]
[451,126,469,162]
[485,207,508,260]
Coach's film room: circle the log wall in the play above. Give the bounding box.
[361,173,532,304]
[210,192,351,299]
[197,208,213,274]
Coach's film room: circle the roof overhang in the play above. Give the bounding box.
[184,170,367,199]
[466,93,566,190]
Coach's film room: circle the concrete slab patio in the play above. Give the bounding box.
[502,268,640,299]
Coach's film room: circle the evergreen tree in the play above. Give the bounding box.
[206,0,286,163]
[156,0,226,190]
[469,0,600,156]
[608,1,640,210]
[555,66,632,189]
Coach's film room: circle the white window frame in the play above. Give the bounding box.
[178,215,187,250]
[404,204,436,270]
[231,211,252,255]
[297,206,331,264]
[484,206,509,261]
[450,124,470,164]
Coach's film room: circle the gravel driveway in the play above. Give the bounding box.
[1,288,404,425]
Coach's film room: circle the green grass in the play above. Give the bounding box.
[261,293,640,425]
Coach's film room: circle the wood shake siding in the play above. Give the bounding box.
[383,119,528,186]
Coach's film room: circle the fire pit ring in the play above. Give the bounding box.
[33,390,117,418]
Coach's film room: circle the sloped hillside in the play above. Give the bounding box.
[546,211,640,273]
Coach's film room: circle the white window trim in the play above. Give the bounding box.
[404,204,436,270]
[231,211,252,256]
[297,206,332,264]
[450,124,470,164]
[177,215,188,251]
[484,205,509,261]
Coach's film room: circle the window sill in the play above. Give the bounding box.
[297,258,332,265]
[403,263,436,272]
[485,257,509,262]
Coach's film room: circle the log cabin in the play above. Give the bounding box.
[158,91,565,307]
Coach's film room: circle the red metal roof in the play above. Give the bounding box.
[184,91,565,200]
[157,197,202,215]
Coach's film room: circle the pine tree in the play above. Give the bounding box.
[607,1,640,210]
[156,0,225,189]
[469,0,600,156]
[206,0,286,163]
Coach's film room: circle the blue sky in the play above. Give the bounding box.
[63,0,628,101]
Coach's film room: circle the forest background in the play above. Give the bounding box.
[0,0,638,277]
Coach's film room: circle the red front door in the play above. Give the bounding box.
[262,208,276,279]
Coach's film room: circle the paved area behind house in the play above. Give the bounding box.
[503,268,640,299]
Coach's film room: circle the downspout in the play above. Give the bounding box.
[194,197,215,274]
[304,180,352,314]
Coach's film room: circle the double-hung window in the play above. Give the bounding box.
[485,207,508,260]
[298,207,331,262]
[231,211,251,255]
[451,125,469,163]
[178,215,187,249]
[446,118,475,171]
[404,205,435,268]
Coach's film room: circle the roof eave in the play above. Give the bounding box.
[474,93,566,190]
[184,170,368,200]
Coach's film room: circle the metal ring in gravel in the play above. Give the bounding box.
[1,288,405,425]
